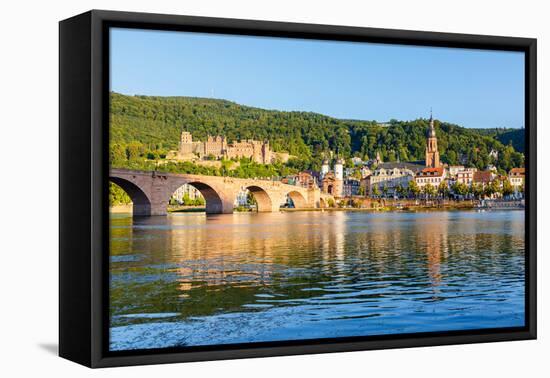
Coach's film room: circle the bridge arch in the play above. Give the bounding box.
[110,177,151,216]
[245,185,273,212]
[110,168,319,215]
[287,190,307,209]
[172,181,225,214]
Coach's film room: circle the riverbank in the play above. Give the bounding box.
[111,200,523,214]
[281,205,475,213]
[282,199,477,213]
[167,205,206,213]
[110,204,132,213]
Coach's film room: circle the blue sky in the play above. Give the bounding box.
[110,28,525,129]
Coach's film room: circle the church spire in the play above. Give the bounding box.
[425,108,440,168]
[428,108,436,138]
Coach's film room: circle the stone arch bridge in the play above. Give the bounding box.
[110,168,334,216]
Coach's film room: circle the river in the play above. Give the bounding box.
[109,210,525,351]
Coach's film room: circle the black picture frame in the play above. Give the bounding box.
[59,9,537,368]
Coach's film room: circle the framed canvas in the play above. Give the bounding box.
[59,10,537,368]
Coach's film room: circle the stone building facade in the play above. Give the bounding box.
[455,168,477,186]
[202,135,228,157]
[343,178,361,197]
[322,172,344,197]
[225,139,272,164]
[321,159,345,197]
[179,131,195,154]
[509,167,525,190]
[415,167,446,189]
[367,162,421,196]
[178,131,273,164]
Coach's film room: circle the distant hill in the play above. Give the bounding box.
[110,92,524,172]
[471,128,525,154]
[495,129,525,153]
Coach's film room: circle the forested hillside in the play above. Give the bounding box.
[496,129,526,153]
[471,128,526,154]
[110,92,524,172]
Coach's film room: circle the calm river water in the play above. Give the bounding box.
[109,210,525,351]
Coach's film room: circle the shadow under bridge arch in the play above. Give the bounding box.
[183,181,228,214]
[245,185,276,212]
[110,177,151,216]
[287,190,307,209]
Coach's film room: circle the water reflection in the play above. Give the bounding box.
[110,210,525,351]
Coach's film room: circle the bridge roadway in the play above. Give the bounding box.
[110,168,333,216]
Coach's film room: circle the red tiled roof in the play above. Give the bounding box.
[417,167,444,176]
[473,171,493,183]
[510,168,525,176]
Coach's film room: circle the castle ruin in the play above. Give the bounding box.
[177,131,275,164]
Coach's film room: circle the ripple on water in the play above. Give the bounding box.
[109,210,526,350]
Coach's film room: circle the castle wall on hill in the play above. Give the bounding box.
[178,131,273,164]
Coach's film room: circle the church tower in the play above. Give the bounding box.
[425,111,440,168]
[333,158,345,197]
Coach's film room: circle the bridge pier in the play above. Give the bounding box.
[307,188,320,208]
[206,198,234,214]
[136,199,233,216]
[149,201,169,216]
[133,203,152,216]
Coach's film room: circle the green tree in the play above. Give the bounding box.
[381,184,389,198]
[126,141,144,161]
[502,179,514,197]
[423,183,436,198]
[451,181,468,197]
[182,193,192,205]
[438,180,450,198]
[109,182,131,206]
[446,150,458,165]
[110,143,127,164]
[471,183,484,199]
[408,180,420,198]
[246,192,257,206]
[395,184,404,198]
[486,180,501,198]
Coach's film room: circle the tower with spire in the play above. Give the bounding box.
[425,109,440,168]
[320,154,345,198]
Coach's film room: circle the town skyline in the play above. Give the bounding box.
[109,92,525,179]
[110,112,526,214]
